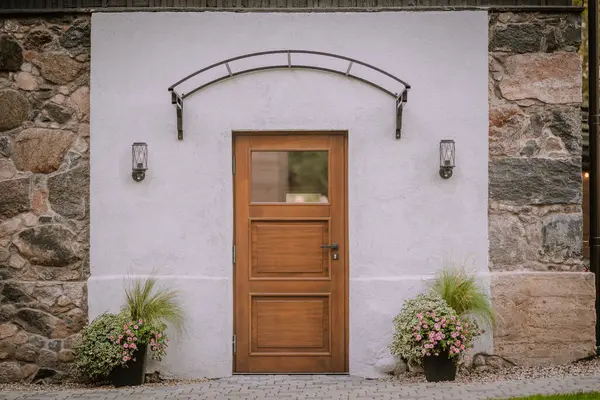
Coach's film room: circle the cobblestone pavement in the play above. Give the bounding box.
[2,375,600,400]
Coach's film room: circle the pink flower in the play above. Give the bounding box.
[129,321,134,326]
[466,348,470,352]
[118,335,123,339]
[415,335,422,341]
[455,340,461,346]
[127,337,132,342]
[131,344,137,350]
[126,330,132,335]
[450,316,456,321]
[109,336,114,340]
[123,356,128,361]
[124,324,128,330]
[134,325,138,330]
[423,324,428,329]
[425,312,430,316]
[151,338,155,343]
[442,324,446,328]
[434,318,440,322]
[139,319,143,324]
[465,355,470,361]
[434,324,441,331]
[124,343,129,348]
[123,351,127,355]
[157,333,162,338]
[417,314,423,320]
[133,337,137,342]
[460,345,465,350]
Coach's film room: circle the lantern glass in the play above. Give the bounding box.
[440,140,455,168]
[132,142,148,171]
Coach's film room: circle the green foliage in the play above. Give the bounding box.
[73,312,129,382]
[505,393,600,400]
[390,292,456,365]
[288,151,328,196]
[430,266,495,326]
[123,276,185,333]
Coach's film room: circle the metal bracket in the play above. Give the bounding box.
[396,89,408,140]
[168,50,411,141]
[171,89,184,140]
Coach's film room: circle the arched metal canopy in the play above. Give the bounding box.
[168,50,411,140]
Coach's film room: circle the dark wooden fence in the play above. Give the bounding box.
[0,0,575,11]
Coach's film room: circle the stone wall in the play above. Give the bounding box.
[0,16,90,382]
[488,11,596,365]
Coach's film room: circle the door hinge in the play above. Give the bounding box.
[232,155,236,175]
[232,244,236,264]
[232,334,237,354]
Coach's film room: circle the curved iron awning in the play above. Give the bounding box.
[168,50,411,140]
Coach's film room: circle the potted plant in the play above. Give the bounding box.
[74,276,184,386]
[108,319,169,387]
[390,292,481,382]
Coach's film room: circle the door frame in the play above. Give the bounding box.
[231,130,349,373]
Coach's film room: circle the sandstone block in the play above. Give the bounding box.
[491,272,596,366]
[0,323,18,340]
[33,53,82,85]
[12,128,75,173]
[43,103,72,124]
[15,72,37,91]
[0,361,37,382]
[65,86,89,121]
[499,53,582,104]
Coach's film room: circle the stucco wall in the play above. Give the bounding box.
[90,11,489,378]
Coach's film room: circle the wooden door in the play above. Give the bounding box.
[233,133,347,373]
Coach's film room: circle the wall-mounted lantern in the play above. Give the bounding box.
[132,142,148,182]
[439,140,455,179]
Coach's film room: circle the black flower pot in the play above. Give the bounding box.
[422,351,457,382]
[110,344,148,387]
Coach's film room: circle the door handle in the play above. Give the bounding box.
[320,243,339,250]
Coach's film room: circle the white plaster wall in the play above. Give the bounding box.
[90,11,489,379]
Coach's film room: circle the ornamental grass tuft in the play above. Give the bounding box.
[430,264,495,326]
[123,276,185,333]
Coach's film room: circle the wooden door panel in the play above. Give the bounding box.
[234,133,347,373]
[251,221,330,278]
[251,295,330,354]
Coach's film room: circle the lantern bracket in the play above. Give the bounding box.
[168,50,411,141]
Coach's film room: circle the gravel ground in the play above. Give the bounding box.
[387,356,600,384]
[0,377,210,392]
[1,357,599,392]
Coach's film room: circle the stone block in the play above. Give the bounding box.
[32,52,82,85]
[541,213,582,262]
[48,166,89,220]
[13,224,78,267]
[0,89,30,132]
[490,23,544,53]
[12,128,75,173]
[499,52,582,104]
[491,272,596,366]
[0,36,23,71]
[489,158,581,205]
[0,178,30,223]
